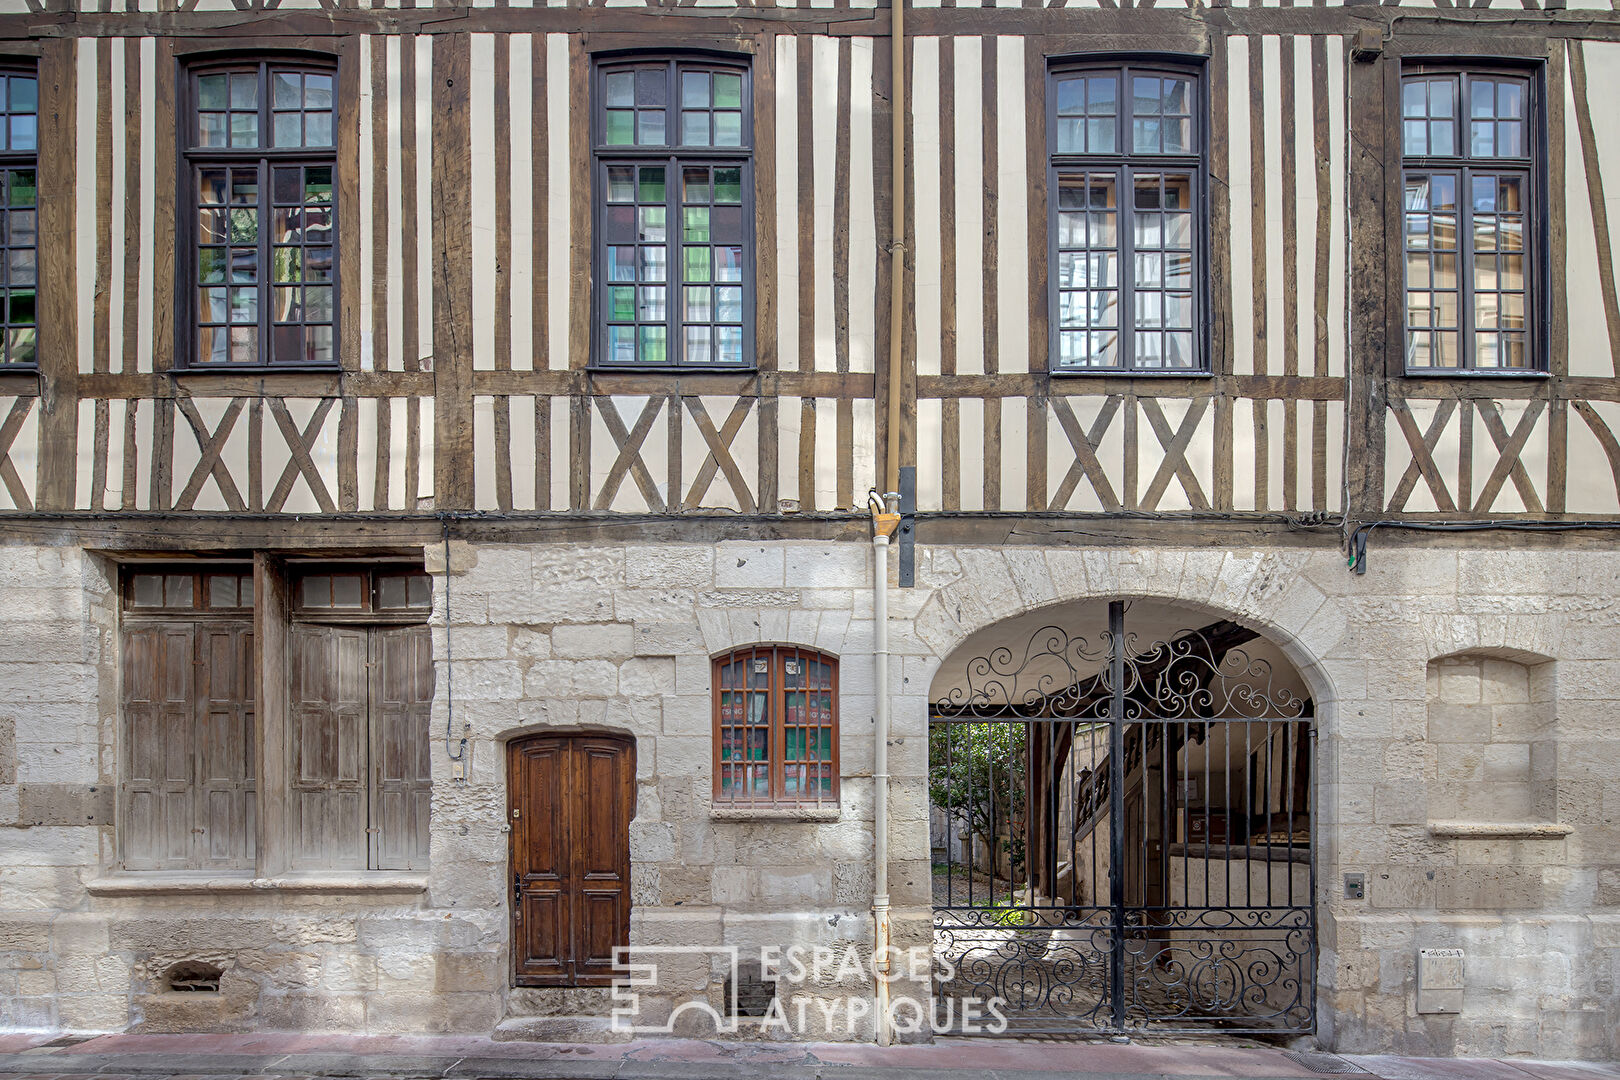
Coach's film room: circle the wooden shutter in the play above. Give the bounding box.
[194,623,256,868]
[369,625,433,870]
[122,625,196,869]
[289,624,368,870]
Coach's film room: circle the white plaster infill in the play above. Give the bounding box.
[710,805,842,823]
[85,873,430,896]
[1426,822,1575,839]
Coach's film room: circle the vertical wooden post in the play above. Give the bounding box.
[255,554,291,877]
[36,38,78,511]
[433,35,474,509]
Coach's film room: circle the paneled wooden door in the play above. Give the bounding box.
[509,733,635,987]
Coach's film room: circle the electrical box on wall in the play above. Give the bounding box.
[1417,948,1465,1014]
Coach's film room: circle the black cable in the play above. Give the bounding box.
[438,516,467,767]
[1347,519,1620,575]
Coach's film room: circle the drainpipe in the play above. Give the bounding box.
[875,0,906,1044]
[870,493,900,1045]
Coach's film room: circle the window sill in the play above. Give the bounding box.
[86,871,430,896]
[1427,821,1572,839]
[1047,368,1214,378]
[0,369,39,393]
[711,805,840,822]
[1401,369,1551,379]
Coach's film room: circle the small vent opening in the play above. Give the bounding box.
[726,960,777,1018]
[164,961,223,993]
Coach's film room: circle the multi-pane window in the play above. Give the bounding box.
[1048,66,1203,372]
[185,61,337,368]
[713,646,838,806]
[0,69,37,368]
[1402,69,1538,372]
[595,58,752,367]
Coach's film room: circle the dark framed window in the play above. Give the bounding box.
[713,645,837,806]
[292,565,432,623]
[0,68,37,368]
[1047,63,1205,373]
[1401,67,1541,372]
[182,59,336,368]
[593,57,753,368]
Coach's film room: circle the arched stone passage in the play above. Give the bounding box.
[923,595,1321,1037]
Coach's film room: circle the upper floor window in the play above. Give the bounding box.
[593,57,753,368]
[1047,64,1203,373]
[713,645,838,807]
[183,60,337,368]
[0,68,37,369]
[1401,68,1540,372]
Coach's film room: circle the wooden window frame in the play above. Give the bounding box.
[289,563,432,626]
[591,54,756,371]
[1399,63,1547,376]
[178,56,340,371]
[0,63,37,370]
[1046,59,1210,375]
[711,645,839,807]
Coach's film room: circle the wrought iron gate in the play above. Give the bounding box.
[929,601,1315,1035]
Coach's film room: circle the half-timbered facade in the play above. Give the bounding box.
[0,0,1617,1061]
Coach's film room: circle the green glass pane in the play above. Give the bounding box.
[228,208,257,245]
[7,288,35,327]
[638,324,666,364]
[638,166,665,203]
[272,247,302,284]
[714,168,742,204]
[639,206,666,242]
[713,73,742,110]
[683,207,709,243]
[605,109,634,145]
[714,112,742,147]
[683,246,711,283]
[11,77,38,115]
[198,74,228,110]
[7,170,34,208]
[198,249,228,285]
[8,326,34,366]
[609,285,635,321]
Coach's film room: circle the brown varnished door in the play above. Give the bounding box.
[509,733,634,986]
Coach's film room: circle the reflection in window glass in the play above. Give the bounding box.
[1401,70,1535,371]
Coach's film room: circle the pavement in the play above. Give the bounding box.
[0,1033,1617,1080]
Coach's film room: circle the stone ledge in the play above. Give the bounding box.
[711,806,842,823]
[85,872,430,897]
[1426,821,1574,839]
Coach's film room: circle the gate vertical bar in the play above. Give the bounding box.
[1108,599,1126,1032]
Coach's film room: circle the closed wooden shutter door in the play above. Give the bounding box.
[370,625,433,870]
[123,625,196,870]
[195,623,256,868]
[290,625,368,870]
[572,736,634,983]
[123,620,255,870]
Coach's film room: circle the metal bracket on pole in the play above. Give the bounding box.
[898,466,916,588]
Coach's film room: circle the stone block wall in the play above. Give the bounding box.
[0,537,1616,1058]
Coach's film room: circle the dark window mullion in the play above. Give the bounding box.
[1120,163,1136,371]
[259,157,271,364]
[1459,164,1475,369]
[667,152,681,365]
